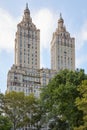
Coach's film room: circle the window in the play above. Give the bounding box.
[28,44,30,48]
[20,52,22,55]
[20,43,22,47]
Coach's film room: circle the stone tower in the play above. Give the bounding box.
[15,3,40,69]
[7,4,41,97]
[51,14,75,72]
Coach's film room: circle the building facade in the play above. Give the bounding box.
[7,5,75,97]
[7,4,57,97]
[15,3,40,69]
[51,14,75,72]
[7,65,56,97]
[7,65,41,97]
[6,4,75,130]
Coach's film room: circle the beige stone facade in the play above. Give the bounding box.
[7,65,57,97]
[15,3,40,69]
[7,4,75,98]
[51,14,75,72]
[7,65,41,97]
[40,68,57,86]
[7,4,57,97]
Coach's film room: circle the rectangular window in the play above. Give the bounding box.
[28,44,30,48]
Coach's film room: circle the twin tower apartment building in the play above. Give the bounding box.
[7,4,75,97]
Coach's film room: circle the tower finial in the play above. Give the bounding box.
[60,13,62,19]
[26,3,28,9]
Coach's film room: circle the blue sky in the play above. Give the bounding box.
[0,0,87,93]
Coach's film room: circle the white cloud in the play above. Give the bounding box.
[75,21,87,50]
[75,21,87,69]
[33,8,57,52]
[0,8,18,53]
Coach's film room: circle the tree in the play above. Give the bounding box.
[0,115,12,130]
[0,93,12,129]
[48,116,69,130]
[0,93,4,115]
[75,80,87,130]
[40,69,87,130]
[24,95,45,130]
[4,91,26,130]
[4,92,43,130]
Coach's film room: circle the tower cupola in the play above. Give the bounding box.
[23,3,30,22]
[58,13,64,31]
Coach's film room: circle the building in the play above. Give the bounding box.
[7,4,75,97]
[7,3,41,97]
[51,14,75,72]
[6,3,75,130]
[15,3,40,69]
[40,68,57,86]
[7,4,57,97]
[7,65,41,97]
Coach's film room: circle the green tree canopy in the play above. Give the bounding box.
[75,80,87,130]
[0,93,4,115]
[40,69,87,130]
[2,91,43,130]
[23,94,44,129]
[0,115,12,130]
[4,92,26,130]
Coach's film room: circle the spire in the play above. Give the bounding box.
[58,13,64,31]
[59,13,64,22]
[58,12,64,25]
[60,13,62,19]
[24,3,30,15]
[26,3,28,10]
[23,3,30,21]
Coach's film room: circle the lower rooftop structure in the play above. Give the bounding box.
[7,65,57,97]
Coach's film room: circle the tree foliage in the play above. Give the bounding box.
[0,91,44,130]
[0,93,4,115]
[4,92,27,130]
[22,94,44,129]
[40,69,87,130]
[0,91,42,130]
[0,115,12,130]
[75,80,87,130]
